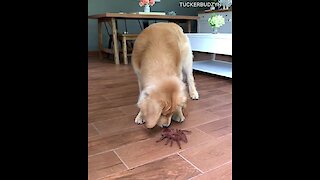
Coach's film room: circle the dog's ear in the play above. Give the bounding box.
[161,100,171,116]
[139,98,162,128]
[137,87,162,129]
[137,85,154,105]
[161,81,187,115]
[137,90,149,105]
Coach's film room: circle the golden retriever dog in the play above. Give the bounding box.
[132,22,199,128]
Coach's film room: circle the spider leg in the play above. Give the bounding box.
[181,130,192,134]
[165,138,170,145]
[176,139,182,149]
[180,133,188,143]
[156,136,166,143]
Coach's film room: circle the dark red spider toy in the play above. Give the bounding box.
[156,128,191,149]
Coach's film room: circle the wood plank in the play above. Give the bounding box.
[89,106,125,123]
[115,128,213,169]
[194,89,228,99]
[88,95,108,105]
[88,126,151,156]
[193,161,232,180]
[88,95,137,110]
[118,104,139,115]
[92,114,137,136]
[169,108,222,130]
[100,154,201,180]
[196,116,232,138]
[88,123,99,137]
[185,96,227,113]
[216,84,232,93]
[206,103,232,119]
[214,94,232,104]
[180,134,232,172]
[88,151,127,180]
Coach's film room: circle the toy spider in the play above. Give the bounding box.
[156,128,191,149]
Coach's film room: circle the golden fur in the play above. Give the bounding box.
[132,22,199,128]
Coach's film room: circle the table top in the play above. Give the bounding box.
[88,13,199,20]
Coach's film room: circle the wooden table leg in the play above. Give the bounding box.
[98,20,103,59]
[122,36,128,65]
[111,18,120,65]
[187,20,191,33]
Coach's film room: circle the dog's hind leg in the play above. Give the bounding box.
[182,51,199,100]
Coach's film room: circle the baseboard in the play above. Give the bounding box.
[88,51,99,57]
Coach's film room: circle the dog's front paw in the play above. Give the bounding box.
[190,91,199,100]
[172,114,185,123]
[135,115,145,125]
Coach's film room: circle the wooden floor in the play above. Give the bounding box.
[88,55,232,180]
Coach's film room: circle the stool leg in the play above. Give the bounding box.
[123,37,128,65]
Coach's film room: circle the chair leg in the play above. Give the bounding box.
[127,41,133,51]
[122,37,128,64]
[108,35,112,49]
[107,35,113,59]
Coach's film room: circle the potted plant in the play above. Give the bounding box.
[208,13,225,33]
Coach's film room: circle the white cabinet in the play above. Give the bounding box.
[186,33,232,78]
[197,10,232,33]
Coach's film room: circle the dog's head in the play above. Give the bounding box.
[137,77,187,128]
